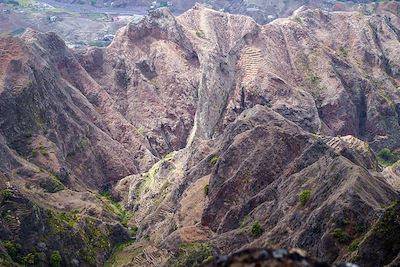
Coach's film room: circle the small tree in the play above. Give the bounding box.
[251,221,263,237]
[298,189,311,206]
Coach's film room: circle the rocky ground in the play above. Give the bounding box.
[0,1,400,267]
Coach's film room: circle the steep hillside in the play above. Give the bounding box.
[0,2,399,267]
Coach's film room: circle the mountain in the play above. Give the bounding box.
[0,1,399,266]
[49,0,388,23]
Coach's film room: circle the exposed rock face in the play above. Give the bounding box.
[353,201,400,266]
[0,2,400,267]
[122,105,397,265]
[201,248,349,267]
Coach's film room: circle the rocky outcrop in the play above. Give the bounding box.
[352,201,400,266]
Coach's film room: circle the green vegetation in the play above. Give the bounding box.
[2,240,22,262]
[377,148,398,166]
[1,189,13,201]
[50,251,61,267]
[78,217,112,265]
[0,240,41,265]
[168,242,213,267]
[40,148,49,156]
[164,152,175,160]
[47,210,80,233]
[210,156,219,166]
[104,241,140,267]
[333,228,351,243]
[298,189,311,206]
[98,190,133,227]
[195,29,205,38]
[348,239,360,252]
[251,221,263,238]
[204,184,209,196]
[137,127,145,135]
[129,226,138,239]
[39,178,64,193]
[99,189,113,199]
[136,161,161,197]
[32,149,39,157]
[369,201,400,253]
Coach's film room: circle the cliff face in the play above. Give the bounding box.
[0,2,399,267]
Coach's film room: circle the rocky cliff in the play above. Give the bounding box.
[0,2,399,267]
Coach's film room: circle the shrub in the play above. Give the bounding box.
[204,184,209,196]
[377,148,398,166]
[40,179,64,193]
[333,228,351,244]
[32,149,39,157]
[1,189,13,200]
[195,30,205,38]
[50,251,62,267]
[298,189,311,206]
[348,239,359,252]
[210,156,219,166]
[251,221,263,237]
[40,148,49,156]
